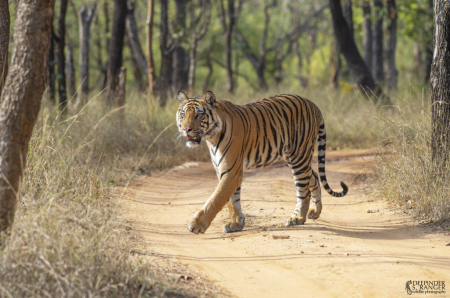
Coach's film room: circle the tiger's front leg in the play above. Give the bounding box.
[223,186,245,233]
[188,171,243,234]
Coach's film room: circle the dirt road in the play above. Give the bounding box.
[122,150,450,298]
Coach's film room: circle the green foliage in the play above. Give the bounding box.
[6,0,431,95]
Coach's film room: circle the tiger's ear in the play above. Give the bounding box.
[203,91,216,106]
[177,91,189,103]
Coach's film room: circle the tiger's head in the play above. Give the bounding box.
[176,91,222,148]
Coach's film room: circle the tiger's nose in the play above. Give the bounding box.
[184,127,192,133]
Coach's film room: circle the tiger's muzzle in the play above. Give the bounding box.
[186,134,202,147]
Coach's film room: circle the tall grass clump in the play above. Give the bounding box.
[0,102,194,297]
[372,92,450,224]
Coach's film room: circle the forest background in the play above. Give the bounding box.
[1,0,446,297]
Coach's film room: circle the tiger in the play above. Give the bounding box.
[176,91,348,234]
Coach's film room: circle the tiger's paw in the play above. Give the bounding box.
[187,209,211,234]
[223,218,245,233]
[307,200,322,219]
[285,216,306,227]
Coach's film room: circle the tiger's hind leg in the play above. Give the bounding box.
[223,186,245,233]
[307,170,322,219]
[285,167,312,226]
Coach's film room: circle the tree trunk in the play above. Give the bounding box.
[187,0,210,96]
[48,26,56,105]
[294,39,308,88]
[372,0,384,83]
[329,37,341,89]
[343,0,353,39]
[106,0,127,105]
[101,1,110,90]
[413,41,422,76]
[159,0,170,105]
[66,42,75,98]
[188,38,197,96]
[57,0,67,109]
[385,0,398,90]
[256,63,267,90]
[0,0,55,232]
[202,43,215,91]
[171,0,189,93]
[224,0,235,94]
[129,41,145,91]
[77,4,96,106]
[117,66,126,119]
[274,42,293,88]
[146,0,156,98]
[362,0,372,72]
[0,0,10,93]
[126,1,148,78]
[329,0,380,96]
[430,1,450,165]
[425,0,433,82]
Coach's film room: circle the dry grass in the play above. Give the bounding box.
[371,92,450,225]
[0,100,212,297]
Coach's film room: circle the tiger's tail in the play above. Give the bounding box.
[317,119,348,197]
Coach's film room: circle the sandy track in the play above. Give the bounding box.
[122,150,450,298]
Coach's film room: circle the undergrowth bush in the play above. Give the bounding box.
[0,105,192,297]
[372,92,450,224]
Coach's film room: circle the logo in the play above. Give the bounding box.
[405,280,445,295]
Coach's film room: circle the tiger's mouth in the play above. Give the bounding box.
[186,135,202,146]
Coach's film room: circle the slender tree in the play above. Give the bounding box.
[362,0,372,72]
[171,0,189,93]
[187,0,211,96]
[385,0,398,90]
[329,38,341,89]
[372,0,384,83]
[329,0,380,96]
[424,0,433,82]
[430,1,450,165]
[146,0,156,98]
[106,0,127,104]
[101,1,111,89]
[235,2,276,90]
[77,4,96,105]
[274,41,294,88]
[202,53,214,91]
[57,0,68,109]
[126,0,148,82]
[294,39,308,88]
[0,0,55,232]
[66,42,75,98]
[159,0,170,105]
[48,26,57,104]
[0,0,10,93]
[219,0,242,94]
